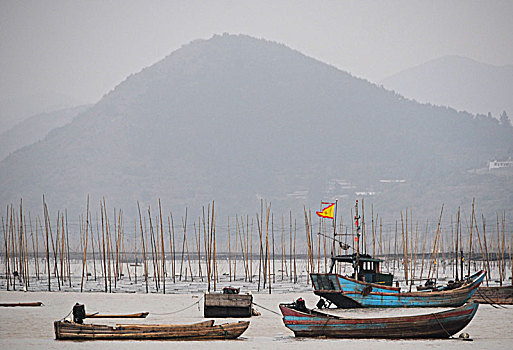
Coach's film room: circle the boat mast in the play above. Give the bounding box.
[354,200,361,280]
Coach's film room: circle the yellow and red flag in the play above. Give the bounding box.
[316,202,335,219]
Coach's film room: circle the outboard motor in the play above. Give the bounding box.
[295,298,307,312]
[72,303,86,324]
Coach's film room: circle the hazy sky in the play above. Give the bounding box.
[1,0,513,106]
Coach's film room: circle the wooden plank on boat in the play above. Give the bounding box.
[116,320,214,330]
[85,312,149,318]
[0,302,43,307]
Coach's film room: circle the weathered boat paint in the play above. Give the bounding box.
[312,270,486,308]
[470,285,513,305]
[54,319,250,340]
[279,302,479,338]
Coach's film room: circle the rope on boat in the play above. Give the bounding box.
[433,312,453,339]
[152,295,204,316]
[219,324,231,339]
[59,309,73,322]
[252,302,281,316]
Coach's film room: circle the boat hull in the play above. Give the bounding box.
[54,320,249,340]
[280,303,478,339]
[469,285,513,305]
[311,270,486,308]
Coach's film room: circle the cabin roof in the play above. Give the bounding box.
[332,253,383,264]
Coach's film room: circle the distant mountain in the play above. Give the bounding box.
[380,55,513,117]
[0,35,512,221]
[0,91,88,133]
[0,105,90,161]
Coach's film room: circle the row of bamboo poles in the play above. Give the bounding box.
[2,197,512,293]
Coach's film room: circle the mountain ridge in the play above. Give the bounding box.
[380,55,513,117]
[1,34,511,220]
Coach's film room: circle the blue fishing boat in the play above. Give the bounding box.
[311,200,486,308]
[279,298,479,339]
[311,266,486,308]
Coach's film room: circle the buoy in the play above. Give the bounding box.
[458,332,472,341]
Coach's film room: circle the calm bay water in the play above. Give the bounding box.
[1,290,512,350]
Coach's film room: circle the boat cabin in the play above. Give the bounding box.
[330,253,393,286]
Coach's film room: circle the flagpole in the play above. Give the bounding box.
[333,200,338,253]
[333,200,338,274]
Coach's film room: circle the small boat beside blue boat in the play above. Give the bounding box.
[279,298,479,339]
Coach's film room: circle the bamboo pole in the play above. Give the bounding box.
[170,213,176,283]
[159,199,166,293]
[228,216,231,282]
[266,203,271,293]
[33,215,40,280]
[428,204,444,280]
[482,215,491,286]
[455,208,460,281]
[193,219,202,281]
[211,201,217,291]
[203,206,211,292]
[249,216,252,282]
[105,203,112,293]
[183,211,194,282]
[257,204,263,291]
[467,198,475,276]
[100,201,107,292]
[281,215,285,280]
[2,215,10,290]
[393,220,398,273]
[81,196,90,292]
[134,220,137,284]
[137,202,148,293]
[293,218,297,283]
[401,210,408,285]
[289,212,292,282]
[148,211,158,291]
[500,212,506,285]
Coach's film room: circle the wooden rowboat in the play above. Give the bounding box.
[0,301,43,307]
[469,285,513,305]
[54,319,250,340]
[85,312,149,318]
[279,300,478,339]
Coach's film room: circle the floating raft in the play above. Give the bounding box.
[54,319,250,340]
[469,285,513,305]
[0,301,43,307]
[85,312,149,319]
[204,291,253,318]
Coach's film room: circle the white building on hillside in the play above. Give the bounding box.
[489,159,513,170]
